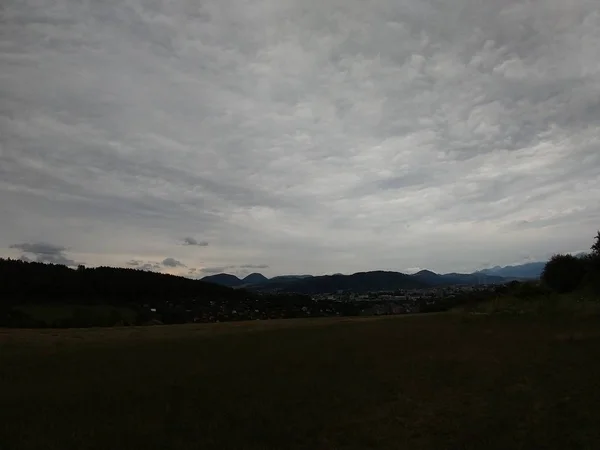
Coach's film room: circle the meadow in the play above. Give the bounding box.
[2,312,600,450]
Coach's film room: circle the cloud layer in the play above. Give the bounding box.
[182,237,209,247]
[1,0,599,276]
[11,242,80,267]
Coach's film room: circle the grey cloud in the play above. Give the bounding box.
[1,0,599,276]
[127,259,165,272]
[199,266,233,274]
[138,263,162,272]
[191,264,271,280]
[182,237,208,246]
[162,257,185,268]
[11,242,80,267]
[10,242,67,255]
[198,264,268,274]
[126,259,143,266]
[35,253,79,267]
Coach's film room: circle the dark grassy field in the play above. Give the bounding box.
[13,304,138,324]
[2,313,600,450]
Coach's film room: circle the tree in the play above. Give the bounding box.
[591,231,600,257]
[541,254,586,293]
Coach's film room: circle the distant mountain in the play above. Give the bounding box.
[201,273,243,287]
[441,272,507,285]
[269,275,312,282]
[200,262,535,294]
[412,270,444,285]
[242,272,269,285]
[268,271,428,294]
[477,261,546,279]
[413,270,506,286]
[201,268,511,293]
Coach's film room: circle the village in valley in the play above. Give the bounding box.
[138,283,501,325]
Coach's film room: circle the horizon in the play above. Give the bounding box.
[4,252,585,280]
[0,242,589,278]
[1,0,599,278]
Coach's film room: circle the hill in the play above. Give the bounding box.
[201,273,314,289]
[269,274,312,282]
[412,269,446,285]
[441,272,507,285]
[201,273,243,287]
[0,258,244,304]
[242,272,269,285]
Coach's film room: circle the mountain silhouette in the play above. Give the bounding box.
[242,272,269,285]
[201,273,242,287]
[200,262,537,294]
[477,261,546,279]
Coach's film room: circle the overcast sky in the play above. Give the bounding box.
[1,0,599,278]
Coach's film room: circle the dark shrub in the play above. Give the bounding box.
[541,254,586,293]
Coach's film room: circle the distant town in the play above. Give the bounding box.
[135,283,505,325]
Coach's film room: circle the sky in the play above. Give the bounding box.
[1,0,599,278]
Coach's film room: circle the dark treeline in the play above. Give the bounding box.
[0,259,243,305]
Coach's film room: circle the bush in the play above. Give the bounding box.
[512,281,551,299]
[541,254,587,293]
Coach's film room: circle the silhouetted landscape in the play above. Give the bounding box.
[2,0,600,447]
[0,256,549,328]
[1,232,599,329]
[0,258,498,327]
[1,230,599,449]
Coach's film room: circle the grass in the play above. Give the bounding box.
[13,304,138,325]
[454,291,600,317]
[2,313,600,450]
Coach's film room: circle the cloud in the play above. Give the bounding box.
[199,266,233,274]
[162,257,185,268]
[127,259,164,272]
[239,264,269,269]
[10,242,67,255]
[198,264,268,275]
[10,242,80,267]
[126,259,144,266]
[138,263,162,272]
[1,0,599,276]
[182,237,208,246]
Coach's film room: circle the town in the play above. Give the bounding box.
[139,284,502,325]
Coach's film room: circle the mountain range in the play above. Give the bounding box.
[476,261,547,279]
[201,260,546,294]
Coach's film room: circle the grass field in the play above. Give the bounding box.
[2,313,600,450]
[12,304,138,326]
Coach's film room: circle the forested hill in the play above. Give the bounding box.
[0,258,248,305]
